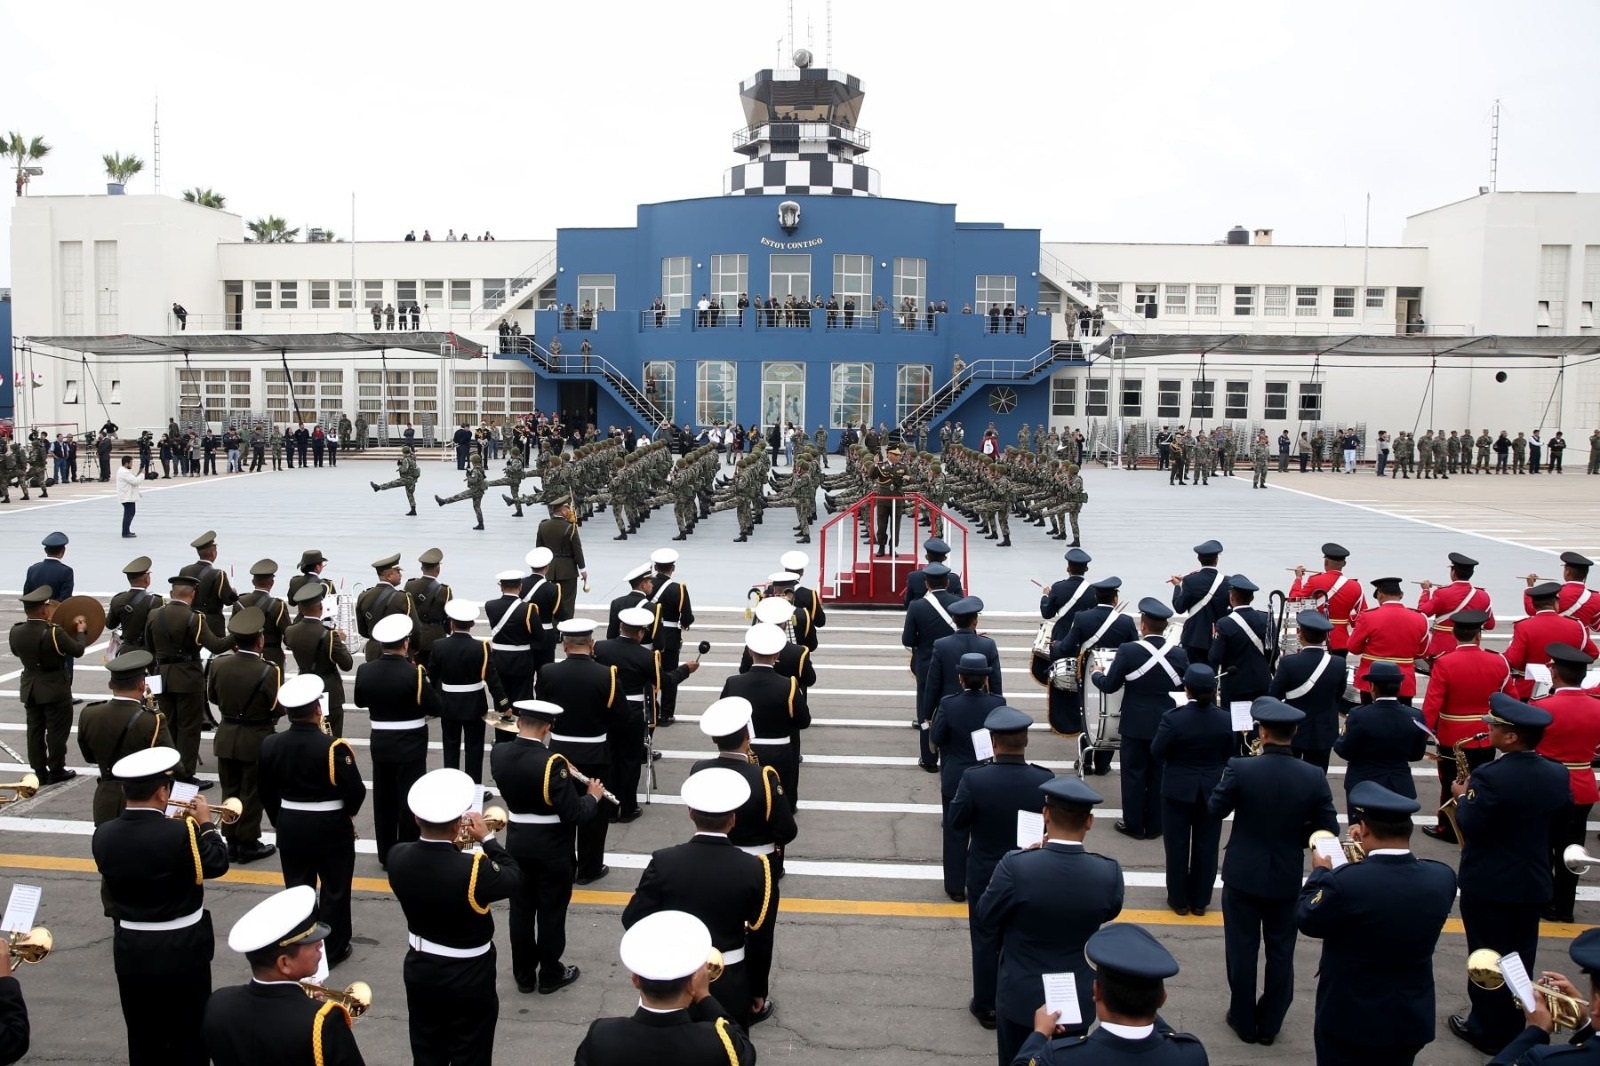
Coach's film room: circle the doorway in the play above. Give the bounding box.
[761,362,806,431]
[558,381,597,431]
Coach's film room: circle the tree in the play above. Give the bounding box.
[181,186,226,209]
[5,132,51,196]
[102,151,144,187]
[245,215,300,243]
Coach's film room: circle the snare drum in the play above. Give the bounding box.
[1050,655,1081,692]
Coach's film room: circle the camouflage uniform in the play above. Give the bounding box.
[371,445,421,514]
[1032,426,1047,454]
[1016,423,1030,452]
[487,449,528,516]
[1251,435,1270,488]
[1511,434,1527,473]
[435,453,488,529]
[814,425,829,468]
[1445,432,1461,474]
[354,415,369,451]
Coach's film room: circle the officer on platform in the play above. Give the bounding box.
[1150,664,1232,917]
[903,537,965,604]
[537,618,621,885]
[1091,598,1187,839]
[870,445,907,557]
[353,614,439,866]
[1268,611,1345,771]
[929,655,1006,901]
[78,650,170,825]
[721,622,806,808]
[284,583,354,738]
[207,606,281,864]
[1487,926,1600,1065]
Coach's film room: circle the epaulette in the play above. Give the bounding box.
[1164,1031,1203,1044]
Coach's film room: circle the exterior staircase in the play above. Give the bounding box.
[902,338,1100,431]
[497,340,666,428]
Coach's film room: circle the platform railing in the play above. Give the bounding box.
[816,491,968,604]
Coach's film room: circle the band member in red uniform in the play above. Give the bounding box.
[1506,583,1599,701]
[1533,642,1600,923]
[1416,552,1496,661]
[1523,551,1600,631]
[1347,577,1430,705]
[1419,609,1508,843]
[1289,543,1366,657]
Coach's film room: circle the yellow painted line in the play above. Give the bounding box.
[3,854,1591,935]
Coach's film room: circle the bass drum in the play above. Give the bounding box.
[1085,648,1123,749]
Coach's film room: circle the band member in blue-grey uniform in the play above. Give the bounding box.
[1010,923,1208,1066]
[1268,611,1345,771]
[1207,697,1338,1048]
[925,597,1004,771]
[905,562,960,766]
[979,776,1124,1066]
[1298,782,1457,1066]
[1150,665,1232,917]
[1207,575,1272,712]
[1091,597,1187,839]
[904,537,965,604]
[1035,549,1096,738]
[1054,578,1137,775]
[950,707,1055,1031]
[1487,926,1600,1065]
[1334,661,1427,816]
[929,654,1007,900]
[1170,540,1231,665]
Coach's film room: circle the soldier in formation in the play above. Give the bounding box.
[485,448,529,517]
[371,445,421,515]
[1251,429,1270,488]
[435,453,488,530]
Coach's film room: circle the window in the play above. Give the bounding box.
[1298,381,1323,420]
[1233,286,1255,316]
[643,361,675,419]
[1050,377,1076,417]
[661,257,691,314]
[893,257,927,306]
[576,274,615,311]
[311,281,331,309]
[396,281,417,308]
[63,379,80,404]
[1134,284,1158,319]
[1190,379,1215,419]
[1157,379,1182,419]
[896,364,932,427]
[363,280,383,309]
[768,255,811,302]
[1264,285,1288,316]
[1540,245,1570,332]
[278,281,298,310]
[59,241,84,333]
[453,369,532,423]
[696,361,737,426]
[423,280,444,306]
[1163,284,1188,316]
[834,254,872,316]
[1195,285,1218,314]
[265,369,344,420]
[710,254,748,311]
[354,368,438,434]
[1333,287,1357,318]
[337,281,353,309]
[762,362,806,428]
[1365,287,1386,310]
[1037,284,1062,316]
[109,379,122,404]
[480,279,507,311]
[1095,283,1121,312]
[1085,376,1109,417]
[830,363,873,428]
[1224,380,1249,419]
[1264,381,1289,421]
[1120,378,1142,417]
[180,368,252,422]
[1295,286,1319,316]
[95,240,118,333]
[254,281,273,310]
[1582,301,1595,332]
[449,280,471,310]
[975,274,1016,313]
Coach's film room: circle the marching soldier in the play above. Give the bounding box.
[597,606,700,819]
[1151,664,1232,917]
[1268,611,1345,771]
[107,556,162,656]
[492,699,606,995]
[202,885,365,1065]
[623,768,774,1032]
[1507,582,1599,701]
[534,499,587,623]
[1334,661,1427,815]
[1348,577,1430,705]
[485,570,540,705]
[1419,609,1508,843]
[1417,551,1496,661]
[721,623,806,809]
[78,650,171,825]
[355,553,415,662]
[10,586,86,785]
[927,656,1006,900]
[648,548,694,725]
[181,530,239,637]
[404,547,452,669]
[1208,575,1272,711]
[1289,542,1367,658]
[430,599,511,785]
[352,614,439,866]
[1522,551,1600,631]
[520,547,564,673]
[1170,540,1230,665]
[284,583,355,739]
[1533,643,1600,924]
[1091,598,1187,839]
[370,444,421,515]
[1296,783,1458,1066]
[144,574,233,783]
[389,768,522,1066]
[1053,579,1137,774]
[208,607,282,863]
[91,746,230,1066]
[903,537,965,604]
[233,559,289,667]
[258,674,364,968]
[285,549,332,607]
[537,618,621,884]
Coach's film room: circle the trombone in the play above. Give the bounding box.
[169,797,244,824]
[1564,844,1600,875]
[0,775,40,806]
[300,979,373,1020]
[1468,949,1587,1031]
[1309,829,1366,864]
[8,927,51,968]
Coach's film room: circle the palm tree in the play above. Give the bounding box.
[103,151,144,188]
[5,132,51,196]
[181,186,226,209]
[245,215,300,243]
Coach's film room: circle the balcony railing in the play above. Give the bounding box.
[733,121,871,153]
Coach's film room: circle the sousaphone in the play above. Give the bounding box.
[48,596,106,645]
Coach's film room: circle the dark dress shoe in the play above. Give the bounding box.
[969,1002,997,1030]
[617,808,643,823]
[538,965,581,993]
[1170,904,1189,916]
[326,944,354,969]
[1257,1033,1276,1047]
[1420,825,1457,844]
[919,761,940,774]
[575,865,610,886]
[946,889,966,903]
[235,841,277,864]
[1191,906,1207,917]
[1143,829,1163,840]
[1225,1012,1258,1044]
[44,769,77,785]
[1448,1014,1498,1053]
[516,982,538,995]
[1114,821,1143,839]
[1544,908,1576,924]
[650,750,663,762]
[749,999,776,1025]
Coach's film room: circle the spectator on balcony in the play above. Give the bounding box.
[988,304,1001,334]
[579,339,593,371]
[1092,305,1105,335]
[696,295,710,327]
[371,303,382,330]
[925,301,935,331]
[549,338,563,370]
[385,304,397,330]
[737,293,750,318]
[409,303,421,329]
[405,230,416,241]
[962,303,972,314]
[446,229,457,241]
[652,296,666,328]
[1003,303,1015,333]
[826,297,839,329]
[422,230,432,241]
[562,304,575,331]
[843,296,856,329]
[498,321,511,352]
[874,296,887,315]
[579,301,595,330]
[1016,304,1028,336]
[710,298,721,328]
[172,302,188,330]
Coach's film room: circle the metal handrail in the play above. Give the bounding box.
[515,339,665,427]
[816,491,967,603]
[468,246,557,328]
[733,121,871,153]
[1037,249,1145,333]
[901,341,1082,427]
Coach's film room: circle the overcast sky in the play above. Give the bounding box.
[4,0,1597,286]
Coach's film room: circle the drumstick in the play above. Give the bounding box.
[1029,579,1044,588]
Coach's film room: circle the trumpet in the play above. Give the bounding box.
[1564,843,1600,875]
[1309,829,1366,863]
[300,979,373,1020]
[0,775,40,806]
[170,796,244,824]
[455,805,509,848]
[1468,949,1587,1031]
[706,948,725,983]
[8,927,52,967]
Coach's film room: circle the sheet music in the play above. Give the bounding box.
[1229,701,1254,732]
[0,885,41,934]
[971,728,994,762]
[1411,717,1438,742]
[472,785,486,815]
[1524,663,1554,698]
[1498,951,1537,1013]
[146,674,163,696]
[1313,835,1348,868]
[1016,810,1045,850]
[1041,972,1082,1025]
[310,941,329,985]
[165,780,198,818]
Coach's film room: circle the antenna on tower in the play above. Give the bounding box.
[787,0,795,61]
[152,95,162,195]
[1488,98,1500,192]
[826,0,833,65]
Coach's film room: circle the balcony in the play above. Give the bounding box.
[732,121,871,157]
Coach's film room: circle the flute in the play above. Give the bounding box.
[567,765,621,806]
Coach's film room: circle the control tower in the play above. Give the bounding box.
[723,49,881,197]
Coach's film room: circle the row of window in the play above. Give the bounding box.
[650,255,1015,315]
[643,360,933,428]
[1051,377,1325,421]
[239,279,511,312]
[1096,283,1388,318]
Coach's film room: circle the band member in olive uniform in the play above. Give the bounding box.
[1170,540,1231,665]
[1289,542,1367,657]
[78,650,171,825]
[1348,577,1431,705]
[284,583,355,739]
[284,549,333,608]
[622,768,775,1032]
[1416,551,1496,661]
[534,499,587,624]
[782,549,826,652]
[430,599,511,785]
[1092,598,1188,838]
[203,885,365,1066]
[577,909,756,1066]
[905,562,960,764]
[1011,923,1208,1066]
[538,618,621,883]
[928,656,1006,900]
[648,548,695,725]
[355,553,415,662]
[1207,698,1338,1047]
[1449,694,1574,1056]
[722,623,807,810]
[404,547,451,669]
[181,529,240,637]
[519,547,564,673]
[1297,782,1458,1066]
[144,574,234,782]
[9,586,86,784]
[485,570,540,705]
[388,768,522,1066]
[107,555,162,655]
[207,607,282,863]
[491,699,606,994]
[1487,926,1600,1065]
[1533,643,1600,924]
[978,776,1124,1066]
[1151,665,1232,917]
[91,746,231,1066]
[1334,661,1427,815]
[259,674,365,966]
[1268,611,1346,771]
[598,606,700,819]
[353,614,440,865]
[233,559,289,667]
[1419,609,1508,843]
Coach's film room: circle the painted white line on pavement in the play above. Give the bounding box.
[1262,482,1563,557]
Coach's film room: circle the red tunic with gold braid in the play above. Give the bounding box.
[1288,568,1367,653]
[1417,581,1496,660]
[1347,601,1430,697]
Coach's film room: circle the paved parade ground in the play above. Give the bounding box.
[0,454,1593,1064]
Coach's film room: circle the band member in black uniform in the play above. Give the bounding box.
[1297,782,1458,1066]
[782,549,826,652]
[1207,698,1338,1047]
[723,622,808,809]
[10,585,86,785]
[354,553,414,662]
[78,650,171,825]
[404,546,451,669]
[91,746,230,1066]
[0,938,28,1066]
[929,656,1006,900]
[285,549,332,607]
[259,674,365,968]
[577,909,756,1066]
[1487,926,1600,1065]
[1150,665,1232,917]
[1208,575,1272,716]
[203,885,365,1066]
[430,599,511,785]
[903,536,965,604]
[622,767,774,1031]
[747,594,818,687]
[950,706,1054,1029]
[207,606,281,863]
[1334,661,1427,816]
[1449,694,1574,1056]
[597,606,700,819]
[1170,539,1231,665]
[978,776,1124,1066]
[906,562,960,760]
[1091,597,1188,838]
[1012,923,1208,1066]
[605,562,654,641]
[490,699,606,995]
[388,768,521,1066]
[181,529,240,637]
[233,559,289,667]
[538,618,621,883]
[759,571,818,651]
[485,569,539,705]
[1268,611,1345,771]
[648,548,695,725]
[352,614,440,866]
[1053,578,1137,775]
[144,574,232,783]
[107,555,161,655]
[1034,548,1096,738]
[284,582,354,738]
[520,547,564,672]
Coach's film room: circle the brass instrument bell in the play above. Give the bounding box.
[1564,843,1600,876]
[170,796,244,824]
[1468,948,1587,1031]
[706,948,724,983]
[301,978,373,1020]
[8,927,51,967]
[0,775,41,806]
[1309,829,1366,864]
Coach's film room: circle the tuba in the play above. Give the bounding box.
[301,979,373,1020]
[1468,949,1586,1031]
[1437,732,1490,847]
[1309,829,1366,863]
[8,927,51,968]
